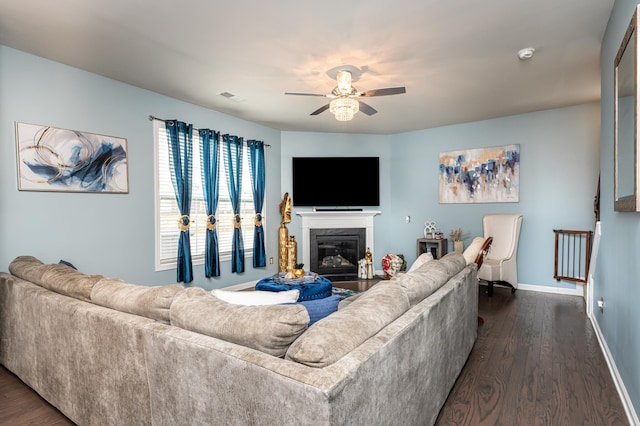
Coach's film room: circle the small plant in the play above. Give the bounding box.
[450,228,463,241]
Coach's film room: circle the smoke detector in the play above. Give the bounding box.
[517,48,535,60]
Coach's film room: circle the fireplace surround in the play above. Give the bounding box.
[297,211,381,279]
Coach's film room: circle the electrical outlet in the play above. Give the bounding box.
[269,257,274,265]
[597,297,605,313]
[405,215,411,223]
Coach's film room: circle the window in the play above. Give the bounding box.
[154,120,257,271]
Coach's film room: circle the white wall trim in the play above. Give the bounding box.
[220,280,258,291]
[479,281,584,296]
[590,315,640,425]
[517,282,584,296]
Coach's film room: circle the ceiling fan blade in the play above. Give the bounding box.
[358,101,378,116]
[310,104,330,116]
[359,87,406,97]
[285,92,327,97]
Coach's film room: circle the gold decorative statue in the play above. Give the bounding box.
[278,192,292,272]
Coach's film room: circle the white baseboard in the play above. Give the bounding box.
[221,280,258,291]
[479,281,584,296]
[517,282,584,296]
[590,315,640,425]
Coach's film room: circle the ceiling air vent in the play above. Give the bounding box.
[218,91,245,102]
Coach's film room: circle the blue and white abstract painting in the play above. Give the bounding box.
[439,144,520,203]
[16,122,129,193]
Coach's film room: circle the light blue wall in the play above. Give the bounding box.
[0,46,282,288]
[283,104,600,288]
[599,0,640,416]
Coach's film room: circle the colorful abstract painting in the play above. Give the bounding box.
[15,122,129,193]
[439,144,520,203]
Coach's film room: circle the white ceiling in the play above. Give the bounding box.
[0,0,613,135]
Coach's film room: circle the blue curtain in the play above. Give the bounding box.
[200,129,221,277]
[247,140,266,267]
[223,134,245,273]
[165,120,193,283]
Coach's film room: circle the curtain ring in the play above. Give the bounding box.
[233,213,242,229]
[254,212,263,227]
[178,214,191,232]
[206,214,217,231]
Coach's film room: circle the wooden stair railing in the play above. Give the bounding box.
[553,229,592,284]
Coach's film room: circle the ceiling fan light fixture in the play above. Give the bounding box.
[336,70,352,95]
[329,97,359,121]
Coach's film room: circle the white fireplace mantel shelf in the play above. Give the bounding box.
[296,210,381,270]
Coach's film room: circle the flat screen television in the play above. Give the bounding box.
[292,157,380,207]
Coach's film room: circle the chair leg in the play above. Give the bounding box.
[484,280,516,296]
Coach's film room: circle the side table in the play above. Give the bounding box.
[416,238,448,259]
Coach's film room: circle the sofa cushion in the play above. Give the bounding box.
[170,287,309,357]
[9,256,102,302]
[211,288,299,305]
[40,263,103,302]
[438,252,467,275]
[285,281,409,368]
[91,278,183,324]
[8,256,47,284]
[394,252,466,306]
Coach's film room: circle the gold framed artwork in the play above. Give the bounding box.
[15,122,129,193]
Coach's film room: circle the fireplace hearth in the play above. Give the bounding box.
[310,228,366,281]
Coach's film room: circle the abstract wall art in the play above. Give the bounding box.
[439,144,520,204]
[15,122,129,193]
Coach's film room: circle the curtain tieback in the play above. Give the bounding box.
[178,214,191,232]
[206,214,217,231]
[254,212,263,227]
[233,213,242,229]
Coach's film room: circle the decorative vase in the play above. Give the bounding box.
[454,240,464,254]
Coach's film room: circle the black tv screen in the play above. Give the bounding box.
[292,157,380,207]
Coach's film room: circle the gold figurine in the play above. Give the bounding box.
[278,192,292,272]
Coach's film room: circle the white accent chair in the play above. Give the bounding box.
[477,214,523,296]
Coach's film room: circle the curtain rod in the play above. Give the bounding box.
[148,115,270,147]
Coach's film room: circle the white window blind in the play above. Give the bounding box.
[154,120,257,271]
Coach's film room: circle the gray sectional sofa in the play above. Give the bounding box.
[0,252,478,426]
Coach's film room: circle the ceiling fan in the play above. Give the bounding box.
[285,68,406,121]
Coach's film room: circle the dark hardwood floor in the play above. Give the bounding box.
[436,287,629,425]
[0,288,630,425]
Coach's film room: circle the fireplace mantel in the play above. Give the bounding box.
[296,211,381,271]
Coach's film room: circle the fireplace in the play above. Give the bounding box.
[297,210,381,280]
[310,228,366,281]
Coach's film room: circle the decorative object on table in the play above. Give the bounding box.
[434,231,444,239]
[256,272,332,302]
[424,220,437,238]
[278,192,292,272]
[381,253,404,279]
[439,144,520,204]
[450,228,465,254]
[365,247,374,279]
[293,263,305,278]
[15,122,129,193]
[358,258,367,279]
[287,235,298,269]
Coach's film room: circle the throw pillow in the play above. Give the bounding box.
[171,287,309,357]
[407,252,434,273]
[211,289,299,305]
[463,237,486,264]
[296,295,340,325]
